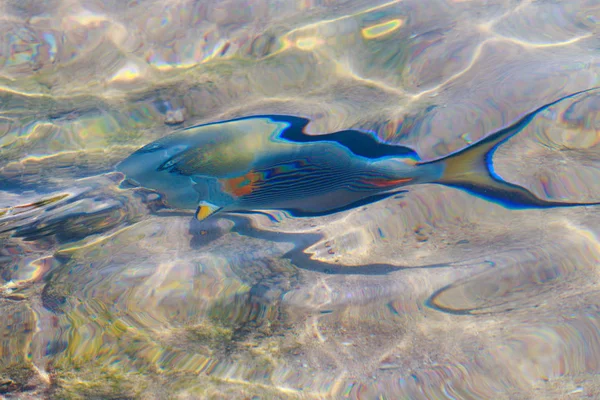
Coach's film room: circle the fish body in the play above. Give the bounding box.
[117,115,439,217]
[117,87,600,220]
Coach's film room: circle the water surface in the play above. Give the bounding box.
[1,0,600,398]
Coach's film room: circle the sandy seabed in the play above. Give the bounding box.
[1,0,600,398]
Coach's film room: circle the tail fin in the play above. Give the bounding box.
[420,87,600,208]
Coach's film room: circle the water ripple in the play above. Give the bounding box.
[1,0,600,398]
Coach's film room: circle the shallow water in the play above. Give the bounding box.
[1,0,600,398]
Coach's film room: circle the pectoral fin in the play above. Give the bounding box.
[195,201,223,221]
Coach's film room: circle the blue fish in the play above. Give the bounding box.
[117,87,600,221]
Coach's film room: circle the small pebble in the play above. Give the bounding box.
[165,109,185,125]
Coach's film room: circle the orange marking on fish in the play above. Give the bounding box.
[221,170,262,197]
[363,177,412,187]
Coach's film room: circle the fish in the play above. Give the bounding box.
[116,87,600,221]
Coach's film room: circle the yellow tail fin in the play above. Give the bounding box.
[421,87,600,208]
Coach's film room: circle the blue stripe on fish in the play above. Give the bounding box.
[266,115,420,159]
[177,114,420,160]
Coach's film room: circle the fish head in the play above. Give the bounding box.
[115,132,201,209]
[117,117,294,179]
[117,137,188,182]
[115,116,301,210]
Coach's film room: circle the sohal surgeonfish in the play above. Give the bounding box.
[117,87,600,221]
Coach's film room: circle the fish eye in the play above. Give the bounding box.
[157,159,176,171]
